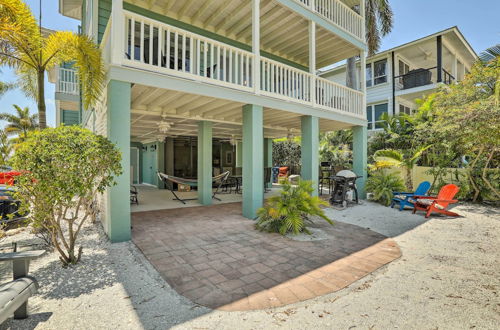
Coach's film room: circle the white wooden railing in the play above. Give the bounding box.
[294,0,363,40]
[123,11,254,91]
[120,11,363,118]
[315,76,364,116]
[56,67,79,95]
[260,57,311,104]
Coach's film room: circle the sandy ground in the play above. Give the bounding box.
[0,202,498,330]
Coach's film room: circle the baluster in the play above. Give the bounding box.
[245,55,249,86]
[210,43,214,79]
[174,32,178,70]
[189,37,194,73]
[204,41,208,77]
[182,34,186,72]
[166,28,170,69]
[130,18,135,60]
[222,48,226,82]
[149,24,153,65]
[157,27,162,67]
[228,49,232,83]
[196,39,200,75]
[140,21,144,63]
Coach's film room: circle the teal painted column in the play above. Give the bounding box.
[264,138,273,188]
[156,141,165,189]
[352,125,368,199]
[236,141,243,168]
[198,121,213,205]
[242,104,264,219]
[301,116,319,196]
[106,79,131,243]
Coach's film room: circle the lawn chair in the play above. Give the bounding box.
[0,250,45,324]
[412,184,460,218]
[130,185,138,205]
[391,181,431,211]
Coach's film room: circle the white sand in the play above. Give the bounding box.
[1,202,498,330]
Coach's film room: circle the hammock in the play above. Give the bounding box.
[157,171,230,204]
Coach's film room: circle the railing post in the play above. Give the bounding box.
[252,0,260,94]
[360,50,367,117]
[309,0,314,11]
[111,0,125,65]
[309,21,316,106]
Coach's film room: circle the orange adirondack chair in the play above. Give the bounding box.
[412,184,460,218]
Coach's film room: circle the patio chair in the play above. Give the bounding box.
[0,250,45,324]
[391,181,431,211]
[157,171,230,204]
[130,185,138,205]
[412,184,460,218]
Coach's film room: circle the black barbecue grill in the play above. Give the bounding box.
[329,170,362,208]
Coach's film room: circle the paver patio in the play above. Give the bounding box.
[132,202,401,311]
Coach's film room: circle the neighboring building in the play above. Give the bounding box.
[48,62,80,126]
[320,27,477,131]
[56,0,369,242]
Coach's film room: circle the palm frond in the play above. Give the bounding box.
[479,44,500,63]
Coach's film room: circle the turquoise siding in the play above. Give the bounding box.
[62,110,80,126]
[98,0,112,44]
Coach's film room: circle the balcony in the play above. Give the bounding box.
[55,67,79,95]
[394,67,455,92]
[112,11,363,118]
[294,0,363,41]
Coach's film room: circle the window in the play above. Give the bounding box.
[399,59,409,75]
[399,104,412,115]
[366,59,387,87]
[374,60,387,84]
[366,64,372,87]
[366,103,388,129]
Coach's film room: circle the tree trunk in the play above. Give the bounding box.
[346,57,358,89]
[37,69,47,129]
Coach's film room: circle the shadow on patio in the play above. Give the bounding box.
[132,202,401,311]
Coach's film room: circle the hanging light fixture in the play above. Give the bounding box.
[229,135,237,146]
[157,114,172,134]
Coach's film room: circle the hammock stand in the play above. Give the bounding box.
[157,171,230,204]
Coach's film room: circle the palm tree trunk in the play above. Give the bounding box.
[346,57,358,89]
[37,69,46,129]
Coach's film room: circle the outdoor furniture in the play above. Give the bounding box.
[319,162,333,195]
[0,250,45,324]
[391,181,431,211]
[229,175,242,194]
[412,184,460,218]
[157,171,230,204]
[264,167,272,192]
[329,170,361,208]
[278,167,289,183]
[130,185,138,205]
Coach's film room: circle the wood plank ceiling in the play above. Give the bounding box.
[129,0,360,68]
[130,84,354,142]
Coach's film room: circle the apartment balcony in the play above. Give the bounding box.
[103,11,364,119]
[394,67,455,101]
[55,67,79,95]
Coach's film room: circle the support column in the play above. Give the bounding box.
[107,79,131,242]
[242,104,263,219]
[252,0,260,93]
[165,137,174,175]
[111,0,124,65]
[198,121,213,205]
[436,35,443,83]
[352,126,367,199]
[156,141,165,189]
[309,21,316,106]
[301,116,319,196]
[264,138,273,188]
[236,141,243,168]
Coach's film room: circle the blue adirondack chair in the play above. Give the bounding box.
[391,181,431,211]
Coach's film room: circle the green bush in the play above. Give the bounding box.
[255,179,332,235]
[366,170,406,206]
[11,126,122,266]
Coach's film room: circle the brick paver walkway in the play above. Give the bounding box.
[132,203,401,311]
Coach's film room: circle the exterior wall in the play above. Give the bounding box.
[98,0,111,43]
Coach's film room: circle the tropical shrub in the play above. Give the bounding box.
[319,130,352,168]
[366,170,406,206]
[11,126,122,266]
[272,137,301,169]
[256,179,332,235]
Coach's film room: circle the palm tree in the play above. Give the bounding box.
[478,44,500,104]
[0,129,12,165]
[0,0,104,128]
[372,145,431,191]
[0,104,39,141]
[346,0,393,89]
[0,70,13,98]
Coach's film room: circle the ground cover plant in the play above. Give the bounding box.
[256,179,332,235]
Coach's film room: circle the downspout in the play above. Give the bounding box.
[391,51,395,115]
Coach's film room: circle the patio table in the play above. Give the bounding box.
[229,175,242,194]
